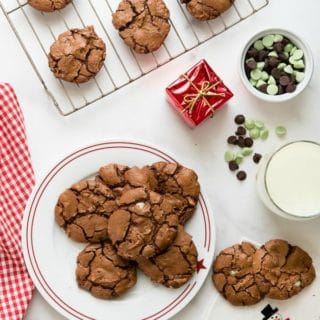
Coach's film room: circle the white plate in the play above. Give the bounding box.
[22,141,216,320]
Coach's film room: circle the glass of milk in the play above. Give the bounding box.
[256,140,320,220]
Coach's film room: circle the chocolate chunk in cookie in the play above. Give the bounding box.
[76,242,137,299]
[137,225,198,288]
[180,0,234,21]
[28,0,71,12]
[212,242,263,306]
[112,0,171,54]
[55,180,117,243]
[48,26,106,83]
[253,239,316,300]
[108,188,179,260]
[150,162,200,224]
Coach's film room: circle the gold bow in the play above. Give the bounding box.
[182,74,225,116]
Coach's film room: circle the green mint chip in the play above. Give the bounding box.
[224,151,235,162]
[275,126,287,137]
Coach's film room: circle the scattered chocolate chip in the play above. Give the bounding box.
[279,52,289,62]
[269,57,280,68]
[286,83,296,93]
[247,47,258,58]
[235,114,245,124]
[236,126,246,136]
[236,171,247,181]
[244,137,254,147]
[282,38,290,46]
[273,42,284,53]
[228,161,239,171]
[253,153,262,164]
[258,50,268,61]
[227,135,238,145]
[258,84,268,93]
[237,136,245,148]
[279,75,290,86]
[246,60,257,70]
[271,68,282,80]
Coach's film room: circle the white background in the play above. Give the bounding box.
[1,0,320,319]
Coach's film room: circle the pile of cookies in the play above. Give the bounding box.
[27,0,235,83]
[212,240,316,306]
[55,162,200,299]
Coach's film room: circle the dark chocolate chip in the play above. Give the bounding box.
[258,50,268,62]
[273,42,284,53]
[269,57,280,68]
[271,68,282,80]
[228,160,239,171]
[236,126,246,136]
[282,38,290,46]
[247,47,258,58]
[246,60,257,70]
[236,171,247,181]
[279,75,290,86]
[244,137,254,147]
[237,136,245,148]
[258,84,268,93]
[235,114,245,125]
[253,153,262,164]
[286,83,296,93]
[227,135,238,145]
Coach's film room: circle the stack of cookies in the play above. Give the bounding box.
[55,162,200,299]
[212,240,316,306]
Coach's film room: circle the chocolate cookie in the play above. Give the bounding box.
[108,188,179,260]
[150,162,200,224]
[28,0,71,12]
[180,0,234,21]
[112,0,171,54]
[55,180,117,243]
[253,239,316,300]
[212,242,263,306]
[48,26,106,83]
[76,243,137,299]
[137,225,198,288]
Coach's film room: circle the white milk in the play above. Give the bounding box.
[265,141,320,217]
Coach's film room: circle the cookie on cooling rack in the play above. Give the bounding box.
[76,242,137,299]
[137,225,198,288]
[180,0,234,21]
[28,0,72,12]
[112,0,171,54]
[48,26,106,83]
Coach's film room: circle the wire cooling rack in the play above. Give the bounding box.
[1,0,269,116]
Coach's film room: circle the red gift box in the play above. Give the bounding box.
[166,59,233,127]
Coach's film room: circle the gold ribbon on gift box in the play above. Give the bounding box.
[182,74,226,116]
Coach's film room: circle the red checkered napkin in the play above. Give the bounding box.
[0,83,35,320]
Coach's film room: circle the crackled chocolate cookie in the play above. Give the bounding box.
[112,0,171,54]
[76,243,137,299]
[108,188,179,260]
[137,225,198,288]
[181,0,234,21]
[28,0,71,12]
[212,242,263,306]
[48,26,106,83]
[150,162,200,224]
[253,239,316,300]
[55,180,117,243]
[97,163,157,192]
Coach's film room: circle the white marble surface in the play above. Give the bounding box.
[0,0,320,319]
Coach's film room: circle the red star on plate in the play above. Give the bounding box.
[196,259,206,273]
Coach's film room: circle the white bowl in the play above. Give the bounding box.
[239,28,314,102]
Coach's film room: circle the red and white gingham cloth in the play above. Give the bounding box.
[0,83,35,320]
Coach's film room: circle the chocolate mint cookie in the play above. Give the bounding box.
[108,188,179,260]
[212,242,263,306]
[253,239,316,300]
[28,0,71,12]
[76,243,137,299]
[112,0,171,54]
[150,162,200,224]
[48,26,106,83]
[180,0,234,21]
[137,225,198,288]
[55,180,117,243]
